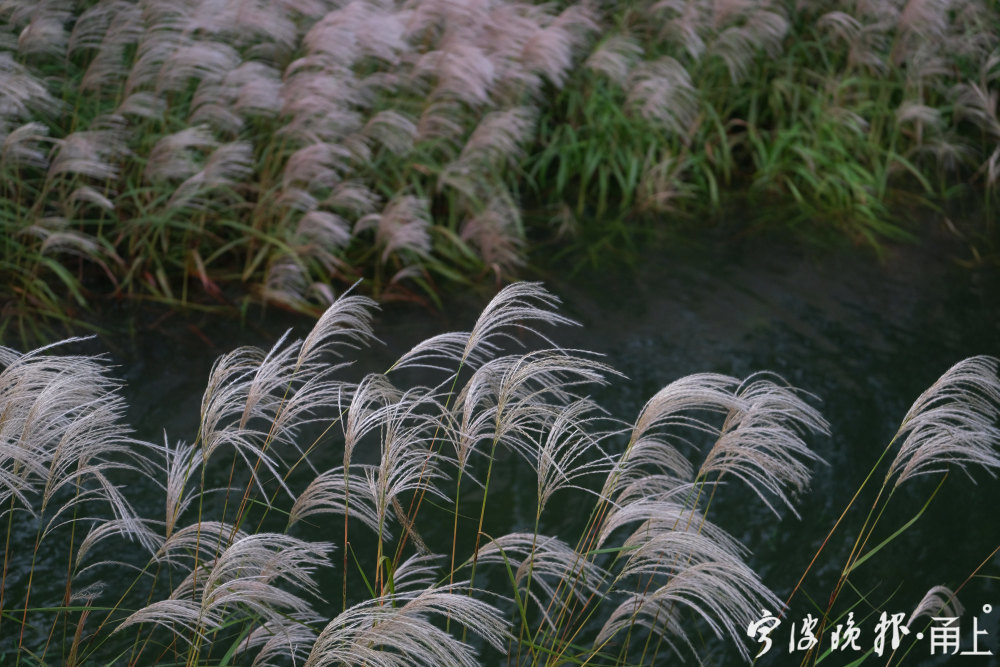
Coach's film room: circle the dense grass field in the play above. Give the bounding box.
[1,0,1000,339]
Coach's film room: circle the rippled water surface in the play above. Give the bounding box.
[540,233,1000,665]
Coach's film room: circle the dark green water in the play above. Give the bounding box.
[8,228,1000,665]
[537,232,1000,666]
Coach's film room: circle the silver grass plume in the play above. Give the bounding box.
[0,340,155,552]
[613,475,697,509]
[896,99,944,146]
[520,4,598,87]
[476,532,609,630]
[326,180,379,217]
[181,0,299,58]
[596,527,780,662]
[118,532,331,645]
[416,99,469,146]
[204,351,294,466]
[190,81,244,135]
[447,351,613,478]
[297,292,379,369]
[458,190,526,276]
[419,39,497,106]
[355,194,432,263]
[653,0,708,61]
[196,313,363,494]
[953,80,1000,140]
[289,466,382,535]
[915,132,975,174]
[898,0,953,42]
[227,62,283,119]
[613,509,749,577]
[391,282,578,373]
[236,615,318,667]
[341,373,403,469]
[596,498,740,556]
[457,106,537,171]
[283,142,353,194]
[892,2,962,72]
[156,40,241,94]
[535,398,614,511]
[144,125,219,184]
[68,185,115,213]
[279,69,366,144]
[116,91,166,121]
[710,7,788,83]
[303,2,410,68]
[31,399,147,542]
[361,387,451,539]
[603,372,828,516]
[160,437,200,540]
[46,123,129,183]
[303,555,509,667]
[887,356,1000,486]
[943,1,998,63]
[16,3,71,58]
[78,2,143,93]
[198,341,294,478]
[293,209,353,276]
[697,372,829,517]
[261,256,315,309]
[603,373,745,501]
[20,217,110,273]
[816,11,864,53]
[74,516,163,570]
[0,52,60,122]
[900,43,953,87]
[907,584,964,626]
[403,0,492,39]
[189,60,284,131]
[154,521,248,567]
[362,110,417,156]
[67,0,136,55]
[586,34,644,81]
[626,57,699,137]
[167,141,254,210]
[468,3,544,99]
[820,7,893,74]
[124,24,185,96]
[2,121,51,170]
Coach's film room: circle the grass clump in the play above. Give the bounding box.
[532,0,1000,248]
[0,282,998,665]
[3,0,1000,332]
[1,0,598,333]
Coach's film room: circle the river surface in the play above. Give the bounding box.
[8,225,1000,665]
[537,229,1000,666]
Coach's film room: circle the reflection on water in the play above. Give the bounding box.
[19,228,1000,665]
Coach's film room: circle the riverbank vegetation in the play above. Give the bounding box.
[2,0,1000,335]
[2,283,999,665]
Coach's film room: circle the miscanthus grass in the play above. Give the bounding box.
[532,0,1000,254]
[2,0,1000,335]
[0,282,998,665]
[0,0,596,335]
